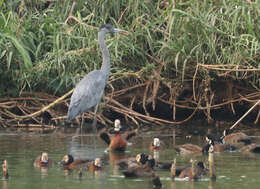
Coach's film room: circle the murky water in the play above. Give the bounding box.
[1,128,260,189]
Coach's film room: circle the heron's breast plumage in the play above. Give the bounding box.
[67,70,107,120]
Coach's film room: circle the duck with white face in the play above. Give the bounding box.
[34,152,53,168]
[59,154,90,170]
[2,160,8,180]
[99,119,136,152]
[87,158,104,171]
[150,138,163,151]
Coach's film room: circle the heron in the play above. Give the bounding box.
[67,24,127,132]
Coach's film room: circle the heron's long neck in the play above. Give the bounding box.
[98,31,110,78]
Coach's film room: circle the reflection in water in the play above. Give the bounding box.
[108,151,127,175]
[208,180,216,189]
[153,150,160,161]
[2,180,8,189]
[34,167,48,179]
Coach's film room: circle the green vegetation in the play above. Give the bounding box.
[1,0,260,97]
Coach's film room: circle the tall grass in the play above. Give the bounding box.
[0,0,259,97]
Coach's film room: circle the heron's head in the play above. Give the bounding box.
[94,158,102,168]
[41,152,49,163]
[60,154,74,165]
[99,24,128,35]
[153,138,160,147]
[114,119,121,131]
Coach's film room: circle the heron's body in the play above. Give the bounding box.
[67,70,107,120]
[67,24,126,128]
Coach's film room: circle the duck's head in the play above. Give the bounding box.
[60,154,74,165]
[206,135,215,145]
[114,119,122,132]
[94,158,102,168]
[223,129,231,136]
[136,153,149,165]
[153,138,160,147]
[41,152,49,163]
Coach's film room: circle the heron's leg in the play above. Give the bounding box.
[92,103,98,133]
[80,114,84,132]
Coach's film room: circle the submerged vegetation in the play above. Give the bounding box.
[0,0,260,127]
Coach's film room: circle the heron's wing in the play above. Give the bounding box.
[67,70,107,120]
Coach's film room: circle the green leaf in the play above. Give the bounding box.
[0,33,32,70]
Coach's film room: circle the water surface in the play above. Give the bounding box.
[1,129,260,189]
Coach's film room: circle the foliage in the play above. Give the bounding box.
[0,0,260,97]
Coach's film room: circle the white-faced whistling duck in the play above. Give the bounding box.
[2,160,8,180]
[149,138,163,151]
[87,158,104,171]
[204,134,236,152]
[33,152,53,168]
[219,129,251,146]
[59,154,90,170]
[99,119,136,152]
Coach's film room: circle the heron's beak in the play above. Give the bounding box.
[113,28,129,35]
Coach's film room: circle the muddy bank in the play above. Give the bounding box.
[0,78,259,131]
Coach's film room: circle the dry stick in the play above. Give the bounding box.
[230,99,260,130]
[193,64,199,101]
[6,89,74,120]
[107,82,148,97]
[158,92,260,110]
[106,97,199,125]
[65,1,76,24]
[117,6,129,24]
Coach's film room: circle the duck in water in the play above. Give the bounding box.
[59,154,90,170]
[99,119,136,152]
[204,134,236,152]
[2,160,8,180]
[219,129,251,147]
[87,158,104,171]
[149,138,163,151]
[34,152,53,168]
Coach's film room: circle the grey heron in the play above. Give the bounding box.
[67,24,127,132]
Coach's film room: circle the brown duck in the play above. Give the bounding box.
[2,160,8,180]
[149,138,163,151]
[60,154,89,170]
[171,158,208,181]
[220,129,251,146]
[34,152,53,168]
[100,119,136,152]
[206,135,236,152]
[87,158,104,171]
[239,143,260,153]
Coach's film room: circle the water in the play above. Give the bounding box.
[1,129,260,189]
